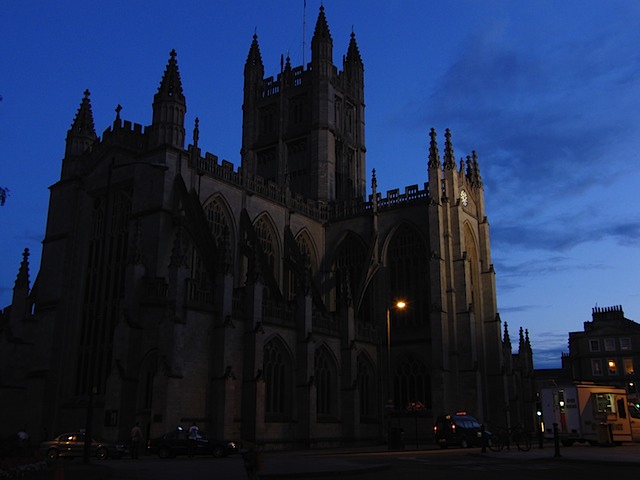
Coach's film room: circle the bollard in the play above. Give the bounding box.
[553,422,561,458]
[538,426,544,449]
[480,424,486,453]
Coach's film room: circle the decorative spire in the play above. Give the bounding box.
[155,49,185,103]
[14,248,30,290]
[245,33,264,72]
[343,30,364,95]
[244,33,265,103]
[311,4,333,75]
[345,31,362,65]
[472,150,483,186]
[371,168,378,212]
[427,128,441,169]
[150,50,187,148]
[313,5,332,41]
[443,128,456,170]
[65,89,97,157]
[503,321,511,347]
[519,326,525,351]
[193,117,199,148]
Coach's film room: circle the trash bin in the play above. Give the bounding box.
[387,427,404,450]
[597,423,612,446]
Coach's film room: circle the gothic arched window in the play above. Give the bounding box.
[264,337,293,420]
[315,346,338,417]
[333,233,366,310]
[76,187,131,396]
[286,230,318,300]
[204,199,233,260]
[357,353,377,419]
[394,355,431,411]
[387,224,428,327]
[254,215,279,285]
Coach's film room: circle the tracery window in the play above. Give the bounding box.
[315,347,338,417]
[387,225,428,327]
[334,234,365,310]
[357,353,376,419]
[254,216,279,284]
[264,338,293,420]
[77,187,131,396]
[204,199,232,260]
[394,355,430,411]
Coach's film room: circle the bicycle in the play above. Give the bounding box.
[488,424,531,452]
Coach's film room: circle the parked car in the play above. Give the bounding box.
[39,432,128,460]
[433,412,490,448]
[147,429,240,458]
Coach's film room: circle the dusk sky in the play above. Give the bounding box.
[2,1,639,369]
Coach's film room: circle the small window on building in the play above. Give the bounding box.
[589,339,600,352]
[592,359,603,376]
[624,358,634,375]
[608,359,617,375]
[604,338,616,351]
[620,338,632,350]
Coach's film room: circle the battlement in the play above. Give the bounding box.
[371,184,429,208]
[187,148,430,222]
[261,65,307,99]
[101,119,146,152]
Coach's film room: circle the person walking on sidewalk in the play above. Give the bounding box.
[187,422,199,458]
[130,422,143,459]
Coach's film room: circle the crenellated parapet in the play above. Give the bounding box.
[101,120,147,153]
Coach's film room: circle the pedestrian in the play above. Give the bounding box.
[187,422,199,458]
[130,422,143,459]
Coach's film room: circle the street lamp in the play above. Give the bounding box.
[386,300,406,450]
[386,300,406,408]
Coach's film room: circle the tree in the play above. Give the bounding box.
[0,187,9,206]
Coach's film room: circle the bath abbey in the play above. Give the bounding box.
[0,6,534,448]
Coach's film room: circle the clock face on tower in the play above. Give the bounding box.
[460,189,468,207]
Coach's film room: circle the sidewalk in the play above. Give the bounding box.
[256,441,640,478]
[477,441,640,465]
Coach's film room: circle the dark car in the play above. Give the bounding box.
[39,432,128,460]
[147,429,239,458]
[433,412,490,448]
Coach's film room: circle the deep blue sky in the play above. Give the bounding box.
[2,1,639,368]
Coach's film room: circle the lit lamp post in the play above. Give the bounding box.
[386,300,406,448]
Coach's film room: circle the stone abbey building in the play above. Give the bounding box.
[0,7,534,448]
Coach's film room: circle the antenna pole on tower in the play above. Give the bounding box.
[302,0,306,66]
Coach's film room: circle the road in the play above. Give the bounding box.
[99,446,640,480]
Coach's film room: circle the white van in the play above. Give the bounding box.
[627,402,640,442]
